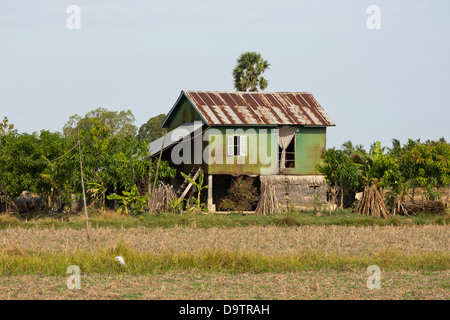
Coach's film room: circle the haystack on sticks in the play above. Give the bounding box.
[354,184,391,219]
[154,182,176,213]
[255,180,281,215]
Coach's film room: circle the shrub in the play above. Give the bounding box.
[218,176,259,212]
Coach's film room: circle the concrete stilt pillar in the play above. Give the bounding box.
[207,174,215,213]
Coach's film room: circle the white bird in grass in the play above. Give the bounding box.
[114,256,127,266]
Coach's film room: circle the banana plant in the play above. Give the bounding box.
[180,169,208,213]
[87,179,108,212]
[168,197,184,214]
[107,185,146,215]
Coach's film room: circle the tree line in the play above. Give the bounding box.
[317,138,450,210]
[0,110,172,213]
[0,50,270,214]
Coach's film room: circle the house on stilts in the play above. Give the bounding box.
[149,90,335,212]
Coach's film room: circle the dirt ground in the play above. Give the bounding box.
[0,270,448,300]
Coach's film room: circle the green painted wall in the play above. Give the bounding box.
[204,126,325,176]
[166,98,203,131]
[204,126,278,175]
[283,127,326,175]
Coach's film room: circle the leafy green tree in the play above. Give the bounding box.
[77,117,175,212]
[76,118,120,210]
[38,130,75,209]
[398,139,421,200]
[324,139,449,213]
[396,139,443,201]
[372,153,405,207]
[371,155,401,187]
[0,130,73,210]
[63,108,137,141]
[421,139,449,200]
[412,142,434,199]
[0,131,42,198]
[137,114,167,143]
[147,159,177,186]
[0,117,14,138]
[317,148,347,190]
[75,118,122,211]
[0,110,178,214]
[233,52,270,92]
[317,148,361,209]
[110,134,149,191]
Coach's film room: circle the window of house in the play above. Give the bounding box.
[278,136,296,169]
[227,135,247,156]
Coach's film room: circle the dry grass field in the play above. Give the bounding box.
[0,223,449,299]
[0,225,448,255]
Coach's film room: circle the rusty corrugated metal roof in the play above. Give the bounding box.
[183,91,335,126]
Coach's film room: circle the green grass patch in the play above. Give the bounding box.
[0,242,448,276]
[0,209,448,230]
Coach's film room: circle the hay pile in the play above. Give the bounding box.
[255,180,281,215]
[395,200,445,215]
[153,182,176,213]
[354,185,391,219]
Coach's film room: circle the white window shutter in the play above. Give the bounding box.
[240,136,247,156]
[227,136,234,156]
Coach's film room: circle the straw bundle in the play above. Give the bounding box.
[153,182,176,213]
[255,180,281,215]
[354,185,391,219]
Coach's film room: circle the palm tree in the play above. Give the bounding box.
[369,142,386,155]
[387,138,401,158]
[233,52,270,92]
[341,140,355,156]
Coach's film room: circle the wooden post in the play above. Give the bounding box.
[78,128,90,241]
[446,185,450,208]
[150,132,167,214]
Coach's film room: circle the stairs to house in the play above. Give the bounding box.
[177,166,201,200]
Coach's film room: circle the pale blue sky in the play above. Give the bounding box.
[0,0,449,149]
